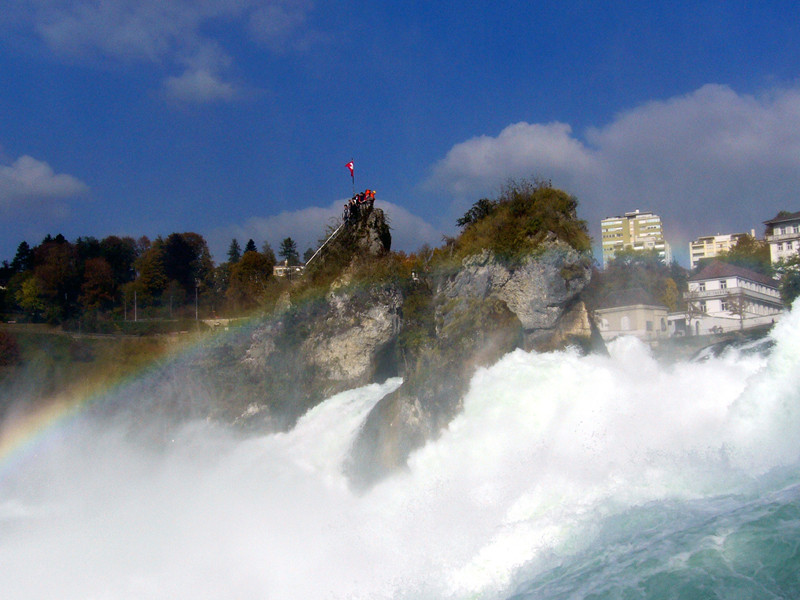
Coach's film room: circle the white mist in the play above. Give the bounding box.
[1,310,799,599]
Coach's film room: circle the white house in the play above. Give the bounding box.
[764,211,800,264]
[595,287,669,343]
[682,261,783,335]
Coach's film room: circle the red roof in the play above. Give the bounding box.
[689,260,777,288]
[764,211,800,225]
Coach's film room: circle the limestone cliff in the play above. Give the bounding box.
[228,206,399,426]
[346,240,598,486]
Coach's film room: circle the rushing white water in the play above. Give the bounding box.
[1,309,800,599]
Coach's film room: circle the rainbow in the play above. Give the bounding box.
[0,278,357,482]
[0,321,237,482]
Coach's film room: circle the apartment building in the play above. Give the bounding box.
[682,261,783,335]
[600,209,671,267]
[764,211,800,264]
[688,230,755,270]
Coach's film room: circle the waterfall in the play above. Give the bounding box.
[1,310,799,599]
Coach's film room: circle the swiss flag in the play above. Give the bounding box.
[345,161,354,177]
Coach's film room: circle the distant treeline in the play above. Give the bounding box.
[0,232,307,328]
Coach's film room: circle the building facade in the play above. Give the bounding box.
[682,261,783,335]
[600,209,671,267]
[595,287,669,344]
[764,211,800,264]
[688,230,755,270]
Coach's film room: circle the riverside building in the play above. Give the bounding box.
[689,231,756,270]
[600,209,671,268]
[680,261,783,335]
[764,211,800,264]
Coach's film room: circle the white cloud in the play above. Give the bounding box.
[208,199,442,262]
[427,122,599,197]
[5,0,316,102]
[163,69,238,103]
[0,155,88,214]
[248,0,313,49]
[426,84,800,264]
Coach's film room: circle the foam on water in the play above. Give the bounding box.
[1,310,799,599]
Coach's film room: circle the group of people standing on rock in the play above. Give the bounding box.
[343,189,376,223]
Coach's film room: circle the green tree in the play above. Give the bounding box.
[15,275,46,319]
[227,239,242,264]
[586,248,688,312]
[303,247,315,263]
[279,237,300,266]
[704,234,772,275]
[244,239,257,253]
[162,232,214,298]
[10,241,33,272]
[725,289,749,330]
[777,254,800,307]
[261,240,276,265]
[134,238,168,303]
[456,198,497,229]
[453,178,591,260]
[34,240,79,321]
[100,235,137,287]
[75,236,102,265]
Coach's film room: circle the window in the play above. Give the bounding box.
[699,282,706,291]
[646,321,653,331]
[721,301,728,312]
[699,301,707,312]
[720,280,727,289]
[620,316,630,331]
[778,243,784,251]
[661,318,666,331]
[788,242,794,250]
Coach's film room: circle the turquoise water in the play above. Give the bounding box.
[509,476,800,599]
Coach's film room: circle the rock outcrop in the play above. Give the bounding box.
[347,241,597,486]
[207,195,601,486]
[231,206,399,426]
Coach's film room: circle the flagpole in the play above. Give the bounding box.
[351,156,355,195]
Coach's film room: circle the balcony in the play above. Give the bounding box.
[766,231,800,242]
[684,286,781,305]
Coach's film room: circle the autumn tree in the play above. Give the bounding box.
[80,257,116,311]
[33,239,79,322]
[100,235,137,286]
[226,251,273,310]
[586,249,687,312]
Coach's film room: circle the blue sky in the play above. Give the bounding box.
[2,1,800,266]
